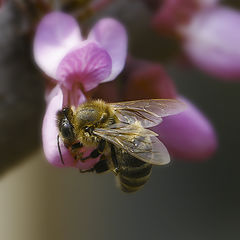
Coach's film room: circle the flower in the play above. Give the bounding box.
[151,0,219,36]
[33,12,127,168]
[151,1,240,80]
[124,59,217,161]
[182,7,240,80]
[34,11,127,100]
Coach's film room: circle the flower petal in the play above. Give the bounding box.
[42,86,72,167]
[33,11,82,79]
[89,18,127,82]
[183,7,240,80]
[154,96,217,161]
[42,86,99,169]
[56,42,112,91]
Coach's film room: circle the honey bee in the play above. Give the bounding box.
[57,99,185,193]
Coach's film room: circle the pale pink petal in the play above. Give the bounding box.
[42,86,99,169]
[33,11,82,79]
[56,42,112,91]
[183,7,240,80]
[154,96,217,161]
[88,18,127,82]
[42,86,73,167]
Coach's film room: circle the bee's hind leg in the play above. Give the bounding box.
[110,144,120,175]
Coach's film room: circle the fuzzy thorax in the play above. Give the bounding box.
[72,99,117,146]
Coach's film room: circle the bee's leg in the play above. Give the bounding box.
[71,142,83,150]
[58,139,83,165]
[71,142,84,166]
[80,139,106,161]
[79,155,109,173]
[110,144,119,175]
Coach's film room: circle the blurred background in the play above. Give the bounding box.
[0,1,240,240]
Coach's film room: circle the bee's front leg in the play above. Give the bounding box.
[79,155,109,174]
[71,142,83,150]
[80,139,106,161]
[70,142,84,165]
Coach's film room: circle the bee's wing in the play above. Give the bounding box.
[93,123,170,165]
[111,99,186,128]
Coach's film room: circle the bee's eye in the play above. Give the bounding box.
[61,123,74,139]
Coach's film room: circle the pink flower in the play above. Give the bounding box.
[34,12,127,168]
[182,7,240,80]
[151,0,219,36]
[151,1,240,80]
[124,59,217,161]
[34,11,127,96]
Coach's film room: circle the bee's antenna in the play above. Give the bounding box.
[57,134,64,165]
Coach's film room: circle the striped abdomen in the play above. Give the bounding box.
[116,150,152,193]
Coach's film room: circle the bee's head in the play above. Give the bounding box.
[57,107,76,145]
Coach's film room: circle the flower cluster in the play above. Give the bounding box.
[33,8,219,170]
[148,0,240,80]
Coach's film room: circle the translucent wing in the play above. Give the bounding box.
[93,123,170,165]
[111,99,186,128]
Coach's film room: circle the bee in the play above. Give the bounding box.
[57,99,185,193]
